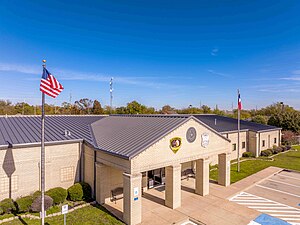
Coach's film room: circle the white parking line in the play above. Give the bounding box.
[229,192,300,224]
[268,179,300,188]
[256,184,300,198]
[277,174,300,181]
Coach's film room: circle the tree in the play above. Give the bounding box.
[251,115,268,124]
[74,98,93,114]
[115,106,127,114]
[282,130,298,145]
[61,102,72,114]
[92,100,103,114]
[15,102,34,115]
[161,105,176,114]
[201,105,211,114]
[178,107,202,114]
[126,101,147,114]
[0,100,15,115]
[268,111,300,132]
[233,109,251,120]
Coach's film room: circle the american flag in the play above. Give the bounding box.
[40,67,64,98]
[238,92,242,110]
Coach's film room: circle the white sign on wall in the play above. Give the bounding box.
[133,187,139,196]
[201,133,210,148]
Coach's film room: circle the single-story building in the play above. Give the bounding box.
[0,114,281,225]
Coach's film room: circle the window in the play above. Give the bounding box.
[242,141,246,149]
[0,176,18,193]
[262,140,265,147]
[274,138,277,144]
[232,143,237,151]
[60,167,74,182]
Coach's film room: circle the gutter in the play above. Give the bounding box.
[257,128,282,133]
[0,139,84,150]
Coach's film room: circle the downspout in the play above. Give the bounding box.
[93,150,97,200]
[79,142,83,182]
[258,133,261,157]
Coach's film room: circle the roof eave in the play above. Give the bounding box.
[257,128,282,133]
[0,139,83,150]
[190,116,231,142]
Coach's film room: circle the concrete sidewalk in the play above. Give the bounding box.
[105,166,283,225]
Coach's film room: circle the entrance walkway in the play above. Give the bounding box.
[104,166,283,225]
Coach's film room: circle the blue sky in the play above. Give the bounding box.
[1,0,300,110]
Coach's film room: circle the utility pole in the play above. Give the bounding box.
[22,99,25,115]
[110,78,113,114]
[69,92,72,115]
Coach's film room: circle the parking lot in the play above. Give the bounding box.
[230,170,300,225]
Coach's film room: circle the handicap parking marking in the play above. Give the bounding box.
[230,192,300,225]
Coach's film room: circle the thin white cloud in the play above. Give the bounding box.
[207,69,230,78]
[0,63,40,74]
[292,70,300,75]
[258,88,300,93]
[0,62,203,90]
[211,47,219,56]
[280,76,300,81]
[251,83,300,93]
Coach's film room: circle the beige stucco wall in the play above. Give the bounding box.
[83,144,95,196]
[227,131,247,161]
[0,142,81,201]
[259,130,281,151]
[131,118,230,173]
[248,131,258,156]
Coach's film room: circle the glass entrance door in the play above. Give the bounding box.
[148,168,165,188]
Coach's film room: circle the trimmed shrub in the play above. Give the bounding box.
[15,196,33,213]
[286,145,292,150]
[68,183,83,201]
[261,149,272,157]
[32,191,41,200]
[46,187,67,205]
[31,195,53,212]
[79,182,92,201]
[0,198,16,214]
[273,146,283,154]
[0,207,3,215]
[242,152,254,158]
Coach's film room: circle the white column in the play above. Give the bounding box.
[123,172,142,225]
[165,164,181,209]
[218,153,231,186]
[195,158,210,196]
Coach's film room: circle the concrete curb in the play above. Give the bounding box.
[0,201,96,224]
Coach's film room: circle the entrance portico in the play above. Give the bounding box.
[91,115,232,225]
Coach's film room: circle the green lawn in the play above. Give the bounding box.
[2,205,124,225]
[210,146,300,183]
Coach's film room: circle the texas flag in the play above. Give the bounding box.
[238,92,242,110]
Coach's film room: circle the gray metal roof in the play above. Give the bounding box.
[0,115,105,147]
[91,115,190,159]
[0,114,280,159]
[193,114,280,133]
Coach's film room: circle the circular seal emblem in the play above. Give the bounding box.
[186,127,197,143]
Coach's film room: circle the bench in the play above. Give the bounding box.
[181,169,195,181]
[111,187,123,204]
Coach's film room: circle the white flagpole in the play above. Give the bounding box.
[237,89,240,172]
[41,60,46,224]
